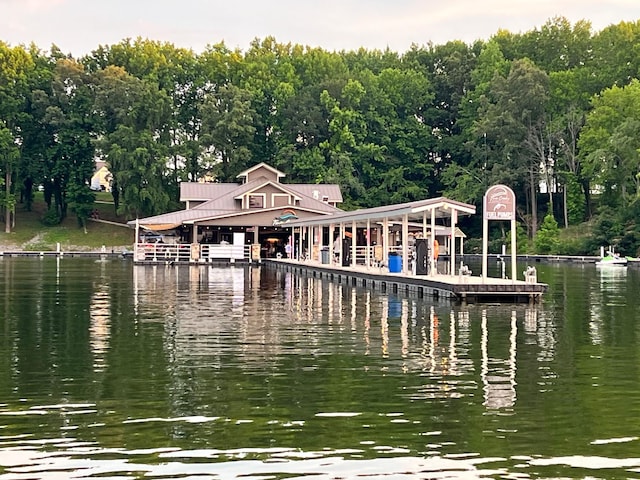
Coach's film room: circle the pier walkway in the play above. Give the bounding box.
[266,258,547,303]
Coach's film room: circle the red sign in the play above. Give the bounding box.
[484,185,516,220]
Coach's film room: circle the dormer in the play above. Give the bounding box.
[236,163,285,184]
[235,179,302,210]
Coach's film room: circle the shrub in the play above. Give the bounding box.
[40,208,61,227]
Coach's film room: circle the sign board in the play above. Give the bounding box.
[484,184,516,221]
[481,184,517,281]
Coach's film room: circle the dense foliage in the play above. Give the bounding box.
[2,17,640,254]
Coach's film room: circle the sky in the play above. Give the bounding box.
[2,0,640,56]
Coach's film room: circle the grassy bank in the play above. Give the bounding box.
[0,193,134,251]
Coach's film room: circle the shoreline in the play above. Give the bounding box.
[0,248,604,265]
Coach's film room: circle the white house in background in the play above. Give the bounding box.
[91,161,112,192]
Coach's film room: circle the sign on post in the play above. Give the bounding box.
[482,185,517,281]
[484,185,516,221]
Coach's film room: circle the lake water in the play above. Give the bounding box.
[1,257,639,479]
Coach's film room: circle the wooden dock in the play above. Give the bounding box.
[266,258,547,303]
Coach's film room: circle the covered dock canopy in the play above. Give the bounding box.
[284,196,476,275]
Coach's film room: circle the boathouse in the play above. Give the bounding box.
[129,162,343,261]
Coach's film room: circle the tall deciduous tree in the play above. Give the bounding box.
[39,58,96,226]
[579,79,640,210]
[477,58,550,236]
[200,83,256,181]
[94,65,172,217]
[0,42,34,232]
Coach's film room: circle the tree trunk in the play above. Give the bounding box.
[563,184,568,228]
[5,168,11,234]
[529,169,538,237]
[581,179,592,219]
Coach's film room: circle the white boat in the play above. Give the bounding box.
[595,247,628,266]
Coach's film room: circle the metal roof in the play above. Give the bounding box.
[283,196,476,227]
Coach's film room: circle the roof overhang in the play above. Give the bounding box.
[283,197,476,228]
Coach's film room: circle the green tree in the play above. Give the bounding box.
[40,58,96,225]
[534,213,560,253]
[0,42,34,232]
[94,65,172,217]
[0,126,19,232]
[477,58,551,236]
[200,83,256,181]
[579,79,640,211]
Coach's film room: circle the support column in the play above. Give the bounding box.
[422,211,427,238]
[430,208,436,276]
[366,218,371,268]
[339,223,344,266]
[351,220,357,267]
[511,218,517,282]
[482,214,488,280]
[329,223,335,262]
[402,214,409,274]
[450,209,457,276]
[383,218,389,267]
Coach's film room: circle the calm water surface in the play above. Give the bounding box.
[0,257,640,479]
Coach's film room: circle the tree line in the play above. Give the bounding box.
[2,17,640,253]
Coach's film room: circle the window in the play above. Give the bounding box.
[248,195,264,208]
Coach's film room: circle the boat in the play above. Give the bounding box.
[595,247,628,266]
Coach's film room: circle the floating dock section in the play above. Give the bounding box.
[266,259,547,303]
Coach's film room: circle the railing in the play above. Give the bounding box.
[134,243,252,263]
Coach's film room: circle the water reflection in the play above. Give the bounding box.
[130,265,538,415]
[2,260,640,478]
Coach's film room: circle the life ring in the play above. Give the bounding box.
[433,240,439,260]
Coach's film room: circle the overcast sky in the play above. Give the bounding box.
[2,0,640,56]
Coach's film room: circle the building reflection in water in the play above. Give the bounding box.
[88,258,112,374]
[131,265,553,413]
[480,309,517,410]
[589,266,627,345]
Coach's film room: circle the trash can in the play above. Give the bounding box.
[321,247,330,264]
[388,252,402,273]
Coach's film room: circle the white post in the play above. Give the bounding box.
[366,218,371,268]
[329,223,335,262]
[422,211,427,238]
[402,213,409,274]
[383,218,389,267]
[430,208,436,276]
[351,220,357,267]
[511,218,517,283]
[135,218,140,259]
[450,209,457,276]
[482,201,488,280]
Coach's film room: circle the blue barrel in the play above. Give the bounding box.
[388,253,402,273]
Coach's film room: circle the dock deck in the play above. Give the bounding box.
[266,258,547,303]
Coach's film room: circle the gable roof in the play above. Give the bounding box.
[180,182,238,201]
[231,176,302,201]
[128,201,341,229]
[236,162,285,181]
[180,180,343,205]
